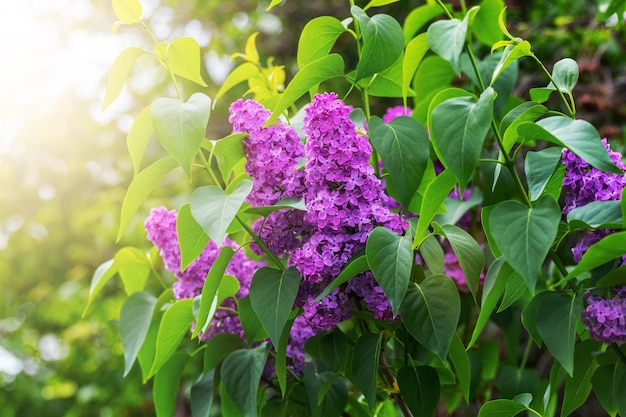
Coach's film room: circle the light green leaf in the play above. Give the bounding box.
[265,54,344,125]
[402,33,429,103]
[352,332,383,409]
[117,157,179,241]
[84,258,117,315]
[473,0,504,46]
[419,235,444,274]
[536,292,583,376]
[192,246,235,338]
[265,0,282,10]
[116,247,151,295]
[176,203,210,272]
[413,170,457,247]
[477,399,530,417]
[500,101,548,152]
[491,41,533,85]
[525,147,563,201]
[189,180,252,246]
[369,116,430,207]
[249,267,301,348]
[400,275,461,361]
[215,62,259,103]
[166,37,207,86]
[351,6,404,81]
[398,365,440,417]
[403,4,445,43]
[366,227,414,316]
[149,298,195,378]
[152,92,212,179]
[112,0,142,24]
[518,116,622,174]
[488,195,561,292]
[210,133,246,184]
[565,231,626,281]
[136,289,173,383]
[551,58,579,94]
[567,200,623,230]
[120,291,157,377]
[364,0,399,10]
[297,16,346,68]
[412,56,456,123]
[430,87,496,190]
[102,46,145,111]
[221,343,270,417]
[153,352,188,417]
[126,106,153,176]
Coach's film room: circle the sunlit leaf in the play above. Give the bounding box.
[403,4,445,43]
[297,16,346,68]
[176,203,210,272]
[102,46,145,111]
[112,0,143,24]
[215,62,259,103]
[473,0,504,46]
[491,41,533,85]
[166,37,208,86]
[567,200,623,230]
[126,106,153,176]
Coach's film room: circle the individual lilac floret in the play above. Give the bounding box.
[582,287,626,344]
[229,99,305,207]
[562,138,626,214]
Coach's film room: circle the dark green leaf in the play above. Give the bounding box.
[419,235,444,274]
[190,180,252,246]
[488,195,561,292]
[498,271,527,312]
[303,366,348,417]
[244,198,306,216]
[369,116,430,207]
[315,254,369,302]
[400,275,460,361]
[427,10,476,75]
[430,87,496,190]
[203,332,244,372]
[190,370,215,417]
[366,226,414,316]
[151,92,211,178]
[448,333,471,402]
[154,352,188,417]
[398,365,440,417]
[249,267,301,348]
[238,295,269,344]
[352,332,383,409]
[221,343,270,417]
[525,147,563,201]
[412,56,456,123]
[320,329,349,374]
[120,291,157,377]
[536,292,583,376]
[137,289,173,382]
[500,101,548,152]
[592,363,625,415]
[561,340,600,417]
[567,200,623,230]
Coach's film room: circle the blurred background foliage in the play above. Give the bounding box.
[0,0,624,416]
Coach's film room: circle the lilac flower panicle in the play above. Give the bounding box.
[582,287,626,344]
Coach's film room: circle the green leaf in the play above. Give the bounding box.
[448,333,471,401]
[314,255,369,302]
[477,399,531,417]
[244,198,306,216]
[84,258,117,315]
[525,147,563,201]
[177,203,210,272]
[266,54,344,125]
[151,92,212,179]
[351,7,404,81]
[249,267,301,348]
[364,0,399,10]
[551,58,579,94]
[518,116,622,174]
[112,0,142,24]
[413,170,457,247]
[276,318,294,397]
[528,87,555,103]
[488,195,561,292]
[192,246,235,338]
[412,56,456,123]
[565,231,626,281]
[203,332,244,372]
[491,41,533,86]
[137,289,173,382]
[297,16,346,68]
[434,187,482,226]
[117,157,179,242]
[400,275,461,361]
[430,87,496,190]
[427,8,479,75]
[320,329,349,374]
[403,4,445,43]
[149,298,195,378]
[361,54,407,98]
[369,116,430,208]
[398,365,440,417]
[433,223,484,304]
[567,200,623,230]
[102,46,145,111]
[189,180,252,246]
[153,352,188,417]
[561,340,600,417]
[126,106,153,176]
[402,33,429,103]
[419,235,444,274]
[352,332,383,409]
[592,363,625,416]
[366,227,413,317]
[190,370,215,417]
[500,101,547,152]
[210,133,246,184]
[468,257,508,347]
[165,37,207,86]
[472,0,505,46]
[536,292,583,376]
[303,366,348,417]
[498,271,527,311]
[117,247,151,295]
[221,343,270,417]
[215,62,259,103]
[238,295,269,344]
[120,291,157,377]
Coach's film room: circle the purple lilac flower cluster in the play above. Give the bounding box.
[562,140,626,263]
[582,287,626,344]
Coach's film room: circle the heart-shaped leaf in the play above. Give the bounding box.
[166,37,207,86]
[152,92,212,178]
[297,16,346,68]
[102,46,145,111]
[189,180,252,246]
